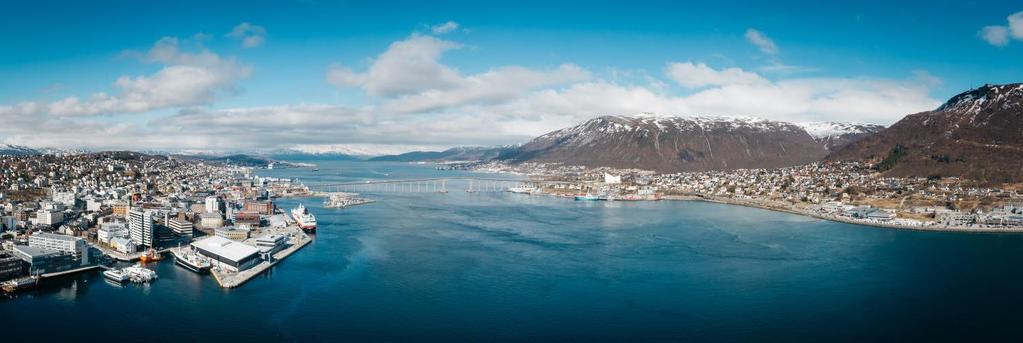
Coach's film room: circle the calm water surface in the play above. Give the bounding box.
[3,161,1023,341]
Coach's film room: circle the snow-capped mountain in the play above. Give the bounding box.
[498,115,830,172]
[796,122,886,151]
[370,145,516,162]
[0,144,40,156]
[830,83,1023,182]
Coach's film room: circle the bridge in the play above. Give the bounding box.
[305,177,568,193]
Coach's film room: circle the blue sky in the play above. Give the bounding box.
[0,0,1020,152]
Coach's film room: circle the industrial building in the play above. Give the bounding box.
[191,236,261,272]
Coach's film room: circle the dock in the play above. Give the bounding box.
[210,226,312,288]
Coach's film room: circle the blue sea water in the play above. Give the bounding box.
[3,161,1023,341]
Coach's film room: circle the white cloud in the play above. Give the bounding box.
[431,21,460,34]
[328,34,463,96]
[980,25,1010,46]
[665,62,767,88]
[1,31,943,153]
[1,37,250,118]
[329,33,590,111]
[1010,11,1023,39]
[745,28,778,55]
[979,11,1023,46]
[227,22,267,48]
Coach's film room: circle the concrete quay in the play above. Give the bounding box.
[210,226,312,289]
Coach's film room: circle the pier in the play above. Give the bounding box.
[210,225,312,288]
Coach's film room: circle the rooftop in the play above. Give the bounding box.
[191,236,259,262]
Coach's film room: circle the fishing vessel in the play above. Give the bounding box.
[103,268,129,283]
[574,193,600,201]
[291,204,318,231]
[172,248,212,274]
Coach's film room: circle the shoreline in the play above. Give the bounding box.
[660,194,1023,234]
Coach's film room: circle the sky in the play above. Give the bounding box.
[0,0,1021,154]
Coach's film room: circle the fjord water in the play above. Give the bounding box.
[4,161,1023,341]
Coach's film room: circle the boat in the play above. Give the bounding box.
[123,265,157,283]
[172,248,211,274]
[103,268,129,283]
[291,204,318,231]
[323,192,374,209]
[574,193,600,201]
[138,249,164,263]
[2,276,39,293]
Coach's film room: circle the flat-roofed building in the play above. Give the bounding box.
[254,234,287,254]
[12,245,77,275]
[234,211,261,226]
[168,218,194,237]
[97,222,129,243]
[191,236,261,272]
[214,227,250,241]
[29,232,89,265]
[199,212,224,230]
[0,252,25,280]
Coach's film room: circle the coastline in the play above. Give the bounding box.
[661,194,1023,234]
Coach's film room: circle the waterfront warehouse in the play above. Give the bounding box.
[190,236,260,272]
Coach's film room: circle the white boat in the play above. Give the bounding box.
[291,204,318,231]
[123,265,158,283]
[103,268,129,283]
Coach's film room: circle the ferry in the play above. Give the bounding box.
[291,204,318,231]
[103,268,129,283]
[574,193,600,201]
[172,248,212,274]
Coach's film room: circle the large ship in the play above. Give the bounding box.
[172,248,212,274]
[291,204,318,231]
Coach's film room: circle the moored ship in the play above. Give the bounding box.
[172,248,212,274]
[103,269,129,283]
[291,203,318,231]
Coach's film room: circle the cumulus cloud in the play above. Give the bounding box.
[329,34,590,111]
[227,22,267,48]
[1,31,943,153]
[979,11,1023,46]
[980,25,1011,46]
[328,34,463,96]
[665,62,767,88]
[745,28,778,55]
[1,37,250,118]
[431,21,460,34]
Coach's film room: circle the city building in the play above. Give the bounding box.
[0,252,25,280]
[254,234,287,254]
[214,226,250,241]
[128,208,155,248]
[167,218,194,237]
[0,215,16,231]
[205,196,221,214]
[109,237,136,254]
[199,212,224,229]
[11,245,77,275]
[97,222,129,243]
[191,236,261,272]
[34,209,64,226]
